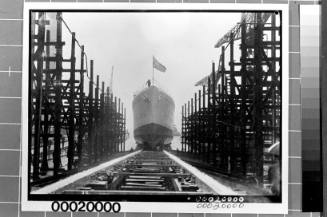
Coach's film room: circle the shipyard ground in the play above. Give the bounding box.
[31,150,274,203]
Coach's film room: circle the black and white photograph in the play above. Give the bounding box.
[21,3,289,213]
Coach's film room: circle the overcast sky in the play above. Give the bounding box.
[59,12,242,135]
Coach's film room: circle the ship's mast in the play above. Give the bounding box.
[152,64,154,86]
[152,55,155,86]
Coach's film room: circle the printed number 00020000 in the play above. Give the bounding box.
[51,201,121,212]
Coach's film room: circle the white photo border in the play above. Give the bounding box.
[21,3,289,214]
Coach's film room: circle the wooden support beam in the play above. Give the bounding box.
[87,60,94,164]
[100,81,105,159]
[94,75,99,161]
[77,45,85,163]
[40,29,50,173]
[67,32,76,171]
[53,12,63,177]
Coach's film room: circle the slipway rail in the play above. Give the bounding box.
[33,150,237,196]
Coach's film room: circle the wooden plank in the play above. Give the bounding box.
[125,182,162,187]
[125,179,164,182]
[128,175,163,179]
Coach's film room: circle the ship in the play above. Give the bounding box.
[132,85,175,150]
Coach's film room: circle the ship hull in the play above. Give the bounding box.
[132,86,174,150]
[134,123,173,150]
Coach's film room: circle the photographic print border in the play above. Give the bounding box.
[21,3,289,214]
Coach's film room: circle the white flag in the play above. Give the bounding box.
[153,56,166,72]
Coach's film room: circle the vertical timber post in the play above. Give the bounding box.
[100,82,105,159]
[114,96,117,153]
[118,98,121,152]
[198,89,202,159]
[41,29,50,172]
[94,75,99,161]
[32,13,46,180]
[229,34,236,174]
[123,107,126,152]
[184,104,187,153]
[194,93,197,155]
[109,93,113,154]
[105,87,110,156]
[240,20,247,177]
[87,60,94,164]
[207,77,211,164]
[202,85,206,162]
[187,100,190,153]
[211,62,216,166]
[271,13,277,144]
[67,32,76,171]
[191,98,194,155]
[77,45,85,164]
[181,105,184,152]
[221,46,227,172]
[254,13,264,186]
[53,12,63,177]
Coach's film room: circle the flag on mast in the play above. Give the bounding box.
[153,56,166,72]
